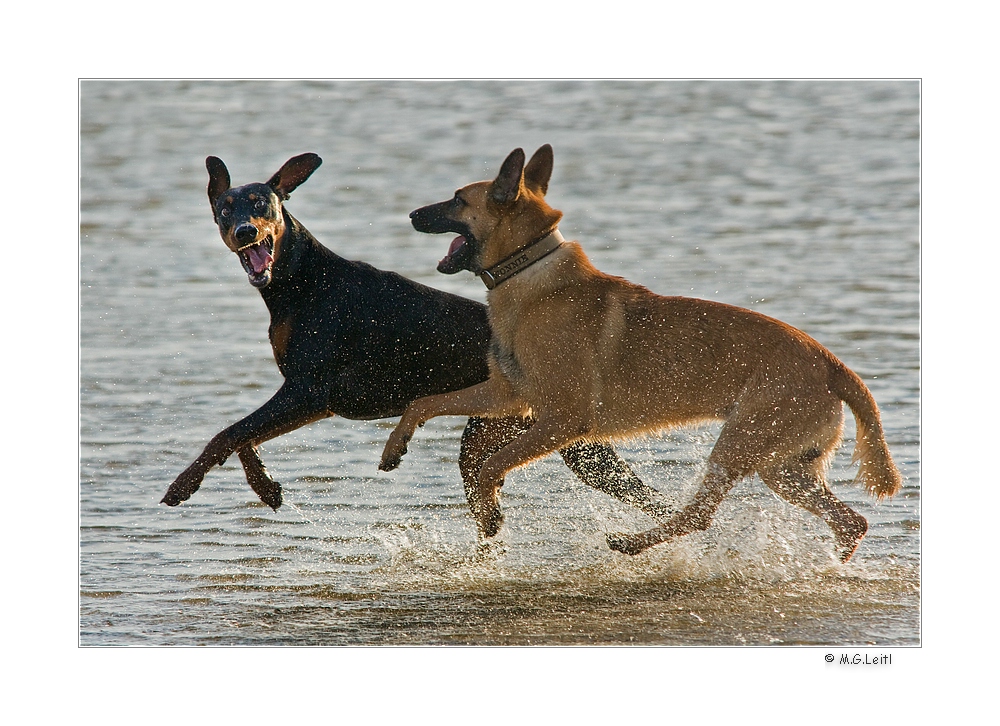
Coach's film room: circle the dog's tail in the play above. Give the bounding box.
[827,356,902,500]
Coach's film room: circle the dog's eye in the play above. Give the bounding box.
[452,194,465,207]
[255,200,266,211]
[220,208,230,218]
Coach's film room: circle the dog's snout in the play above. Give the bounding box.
[409,205,441,233]
[235,223,258,245]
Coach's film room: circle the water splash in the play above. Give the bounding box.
[281,497,345,541]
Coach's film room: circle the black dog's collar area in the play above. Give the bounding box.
[479,229,564,290]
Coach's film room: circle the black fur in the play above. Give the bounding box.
[162,154,665,526]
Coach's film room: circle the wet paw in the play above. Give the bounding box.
[161,473,202,506]
[606,532,646,556]
[249,478,282,511]
[378,446,406,472]
[379,431,411,472]
[470,483,504,539]
[474,538,508,560]
[835,515,868,563]
[479,506,504,539]
[160,489,186,507]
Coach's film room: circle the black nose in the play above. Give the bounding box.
[235,223,258,245]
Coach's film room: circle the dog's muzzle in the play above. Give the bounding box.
[235,223,258,246]
[234,225,275,288]
[409,204,477,274]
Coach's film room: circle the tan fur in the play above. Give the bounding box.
[269,317,293,367]
[220,210,286,260]
[382,145,901,562]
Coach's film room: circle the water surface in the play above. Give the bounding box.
[80,80,919,645]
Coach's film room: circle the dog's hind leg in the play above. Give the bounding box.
[162,380,328,509]
[559,442,674,520]
[760,463,868,563]
[608,383,852,557]
[606,404,777,555]
[606,459,742,555]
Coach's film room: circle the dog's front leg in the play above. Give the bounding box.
[236,445,280,509]
[473,414,588,538]
[378,378,521,472]
[162,380,328,509]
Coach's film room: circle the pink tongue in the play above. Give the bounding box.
[247,245,273,274]
[442,235,466,262]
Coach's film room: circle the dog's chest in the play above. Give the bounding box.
[489,336,524,383]
[486,293,531,384]
[486,285,557,386]
[269,316,294,368]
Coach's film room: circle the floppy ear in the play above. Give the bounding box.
[206,156,231,208]
[267,153,323,199]
[523,144,553,195]
[489,148,526,205]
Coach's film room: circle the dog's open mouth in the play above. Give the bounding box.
[438,235,474,274]
[238,237,274,288]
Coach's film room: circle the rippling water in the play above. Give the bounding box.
[80,80,919,646]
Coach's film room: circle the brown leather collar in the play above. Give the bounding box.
[478,229,565,290]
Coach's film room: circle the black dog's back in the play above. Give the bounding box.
[310,248,492,418]
[256,213,491,419]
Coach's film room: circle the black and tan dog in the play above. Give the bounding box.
[161,153,671,525]
[379,144,902,562]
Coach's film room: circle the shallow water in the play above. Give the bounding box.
[80,80,919,646]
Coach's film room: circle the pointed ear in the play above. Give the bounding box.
[267,153,323,199]
[523,144,553,195]
[206,156,231,207]
[489,148,526,205]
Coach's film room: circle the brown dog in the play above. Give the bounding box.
[379,144,902,562]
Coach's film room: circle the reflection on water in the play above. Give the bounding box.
[80,80,919,645]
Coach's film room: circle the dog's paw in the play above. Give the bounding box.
[474,538,508,561]
[379,429,412,472]
[472,498,504,538]
[479,506,505,539]
[606,532,646,556]
[379,444,407,472]
[834,513,868,563]
[160,489,186,507]
[470,483,504,538]
[249,478,283,511]
[161,472,203,506]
